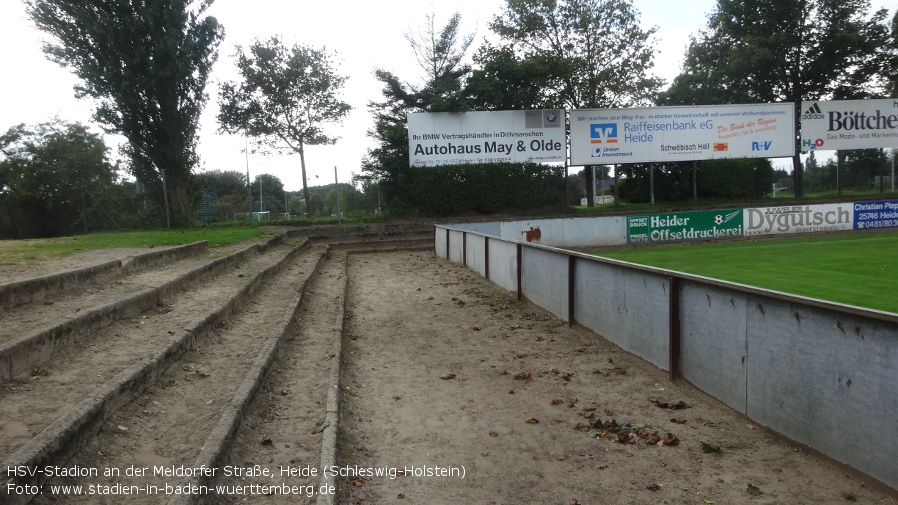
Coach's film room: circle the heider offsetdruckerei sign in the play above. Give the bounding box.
[407,110,566,167]
[569,103,795,165]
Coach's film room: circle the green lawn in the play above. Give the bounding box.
[595,231,898,313]
[0,227,267,265]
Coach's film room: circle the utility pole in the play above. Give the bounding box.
[245,136,252,222]
[335,166,342,224]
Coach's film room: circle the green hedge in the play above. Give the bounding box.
[386,163,565,216]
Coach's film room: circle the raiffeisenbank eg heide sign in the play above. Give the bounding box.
[570,103,794,165]
[800,98,898,151]
[407,110,565,167]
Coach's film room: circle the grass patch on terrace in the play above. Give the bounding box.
[594,231,898,314]
[0,227,267,265]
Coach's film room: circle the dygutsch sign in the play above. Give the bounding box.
[407,110,566,167]
[569,103,795,165]
[800,98,898,151]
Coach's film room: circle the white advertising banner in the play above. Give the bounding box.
[569,103,795,165]
[743,203,853,236]
[407,110,565,167]
[800,98,898,151]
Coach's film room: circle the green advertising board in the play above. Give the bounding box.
[627,209,744,245]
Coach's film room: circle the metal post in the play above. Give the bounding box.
[245,136,252,222]
[161,168,170,228]
[650,163,655,205]
[335,166,342,224]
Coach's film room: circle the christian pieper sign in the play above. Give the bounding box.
[570,103,794,165]
[407,110,566,167]
[800,98,898,151]
[627,209,743,245]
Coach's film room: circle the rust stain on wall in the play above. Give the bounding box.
[522,226,542,243]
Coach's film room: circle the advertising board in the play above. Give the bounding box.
[626,209,743,245]
[743,203,853,236]
[407,110,565,167]
[800,98,898,151]
[570,103,794,165]
[854,200,898,230]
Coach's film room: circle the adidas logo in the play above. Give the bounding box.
[802,102,824,120]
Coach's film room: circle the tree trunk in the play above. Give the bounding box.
[585,166,595,207]
[299,138,311,217]
[165,168,193,227]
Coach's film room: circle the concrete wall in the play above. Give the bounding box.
[574,258,671,370]
[434,223,898,492]
[447,216,627,248]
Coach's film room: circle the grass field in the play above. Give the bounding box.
[0,227,267,265]
[594,230,898,314]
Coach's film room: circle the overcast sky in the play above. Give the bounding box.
[0,0,892,191]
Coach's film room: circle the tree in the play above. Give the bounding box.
[661,0,892,197]
[359,13,476,211]
[0,120,118,237]
[251,173,285,212]
[196,170,248,198]
[488,0,663,109]
[467,44,553,110]
[217,37,352,215]
[26,0,224,226]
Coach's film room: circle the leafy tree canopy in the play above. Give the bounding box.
[26,0,224,225]
[217,36,352,214]
[488,0,663,109]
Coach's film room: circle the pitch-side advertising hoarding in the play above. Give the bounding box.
[800,98,898,151]
[626,209,743,245]
[743,203,853,236]
[570,103,794,165]
[407,110,566,167]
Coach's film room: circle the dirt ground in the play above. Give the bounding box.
[3,241,896,504]
[338,251,896,505]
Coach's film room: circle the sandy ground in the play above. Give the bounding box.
[2,241,896,504]
[338,251,896,505]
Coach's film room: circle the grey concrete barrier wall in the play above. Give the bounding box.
[487,239,518,294]
[465,234,486,277]
[521,246,570,321]
[435,228,448,260]
[573,258,670,370]
[448,216,627,248]
[678,280,750,413]
[435,224,898,492]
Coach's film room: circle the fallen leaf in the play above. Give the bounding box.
[261,438,273,446]
[205,399,214,405]
[312,421,330,434]
[671,418,687,424]
[841,491,856,501]
[658,433,680,446]
[701,441,722,453]
[747,483,763,496]
[551,399,564,406]
[525,417,540,424]
[350,477,366,487]
[393,396,402,401]
[703,500,715,504]
[440,374,456,380]
[489,431,498,437]
[646,483,661,491]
